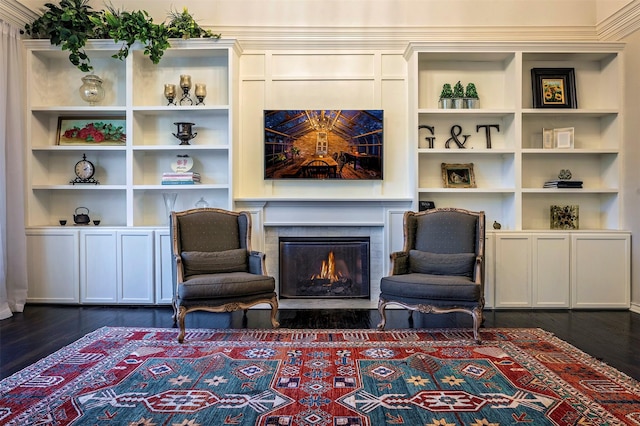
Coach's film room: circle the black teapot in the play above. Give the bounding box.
[73,207,91,225]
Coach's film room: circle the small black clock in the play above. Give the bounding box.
[70,154,99,185]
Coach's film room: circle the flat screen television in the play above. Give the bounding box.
[264,110,383,180]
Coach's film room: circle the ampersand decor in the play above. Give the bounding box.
[476,124,500,149]
[445,125,469,149]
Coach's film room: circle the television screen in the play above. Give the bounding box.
[264,110,383,180]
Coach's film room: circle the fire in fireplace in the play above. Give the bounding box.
[279,237,370,299]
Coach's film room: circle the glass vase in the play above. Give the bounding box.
[79,74,105,106]
[162,192,178,225]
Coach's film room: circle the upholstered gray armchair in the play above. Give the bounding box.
[170,208,279,343]
[378,208,485,342]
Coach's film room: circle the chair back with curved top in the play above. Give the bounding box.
[170,208,279,342]
[378,207,485,342]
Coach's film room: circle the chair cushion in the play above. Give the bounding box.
[409,250,475,277]
[182,249,248,277]
[380,273,480,302]
[179,272,275,300]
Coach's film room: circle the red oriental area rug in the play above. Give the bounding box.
[1,327,639,425]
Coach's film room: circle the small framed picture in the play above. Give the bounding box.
[57,117,126,145]
[542,128,554,149]
[441,163,476,188]
[554,127,574,148]
[531,68,577,109]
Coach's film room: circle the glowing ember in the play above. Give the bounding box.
[311,251,343,283]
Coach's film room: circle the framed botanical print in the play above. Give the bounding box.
[531,68,577,109]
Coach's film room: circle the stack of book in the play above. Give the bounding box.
[161,172,201,185]
[543,180,583,188]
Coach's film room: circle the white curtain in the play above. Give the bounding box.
[0,20,27,320]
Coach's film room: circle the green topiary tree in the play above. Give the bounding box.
[440,83,453,99]
[453,81,465,98]
[465,83,479,99]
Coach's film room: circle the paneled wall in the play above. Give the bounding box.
[236,51,410,200]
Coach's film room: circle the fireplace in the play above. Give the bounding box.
[279,237,370,299]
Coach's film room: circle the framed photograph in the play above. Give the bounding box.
[531,68,577,109]
[554,127,574,148]
[441,163,476,188]
[550,205,579,230]
[57,117,126,145]
[264,110,383,180]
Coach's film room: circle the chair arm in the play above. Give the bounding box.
[248,251,267,275]
[389,251,410,275]
[473,254,484,285]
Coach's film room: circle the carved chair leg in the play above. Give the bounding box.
[270,299,280,328]
[172,298,179,325]
[377,299,387,329]
[472,306,483,344]
[177,307,187,343]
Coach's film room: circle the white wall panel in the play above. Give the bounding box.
[272,54,375,78]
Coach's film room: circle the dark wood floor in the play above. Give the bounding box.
[1,305,639,382]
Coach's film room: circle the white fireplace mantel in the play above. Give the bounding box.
[235,197,412,309]
[235,197,412,227]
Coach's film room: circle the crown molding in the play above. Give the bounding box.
[597,0,640,40]
[0,0,38,28]
[214,25,600,51]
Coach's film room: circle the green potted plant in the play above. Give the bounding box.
[452,80,465,109]
[439,83,454,109]
[166,7,221,39]
[24,1,221,73]
[464,82,480,109]
[97,5,170,65]
[23,0,105,73]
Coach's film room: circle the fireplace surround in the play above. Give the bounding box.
[279,237,370,299]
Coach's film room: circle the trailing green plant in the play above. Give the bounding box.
[23,0,106,72]
[452,81,465,98]
[440,83,453,99]
[166,7,221,39]
[24,1,222,73]
[465,82,479,99]
[95,5,170,65]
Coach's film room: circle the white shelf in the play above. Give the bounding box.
[25,39,239,228]
[408,43,624,232]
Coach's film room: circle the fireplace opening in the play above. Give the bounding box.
[279,237,370,299]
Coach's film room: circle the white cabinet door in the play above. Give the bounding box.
[80,230,118,303]
[571,233,630,308]
[26,229,79,303]
[532,234,570,308]
[495,234,531,308]
[154,230,174,305]
[80,229,154,304]
[118,230,154,304]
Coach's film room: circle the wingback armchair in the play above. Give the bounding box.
[171,208,279,343]
[378,208,485,342]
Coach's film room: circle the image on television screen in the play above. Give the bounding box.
[264,110,383,180]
